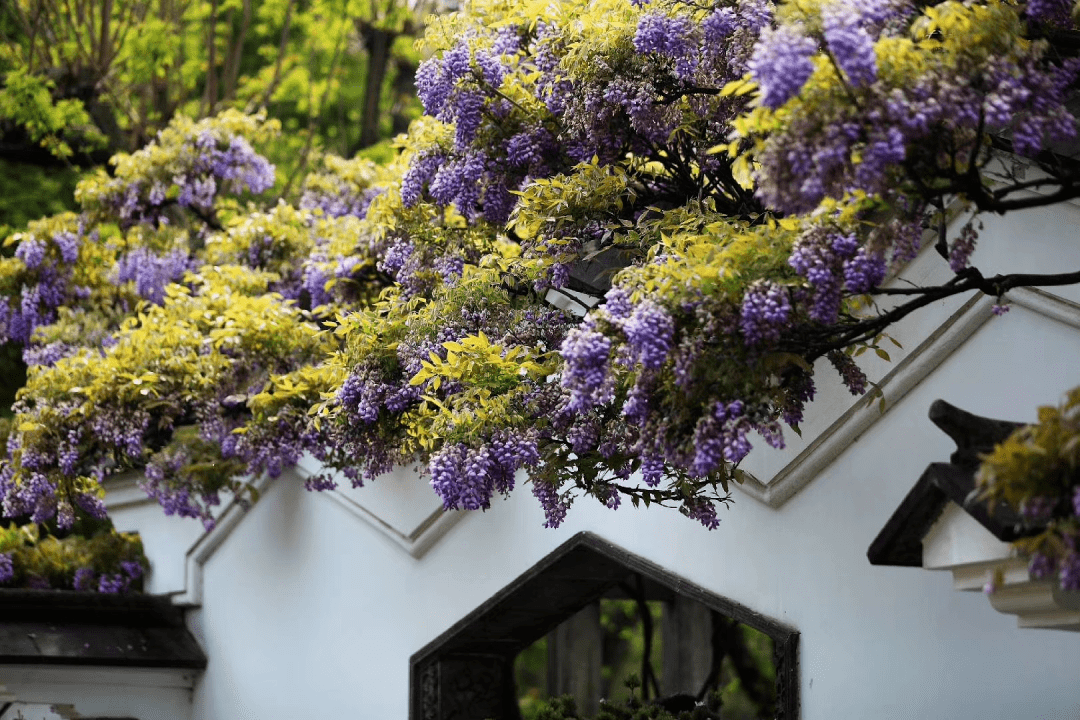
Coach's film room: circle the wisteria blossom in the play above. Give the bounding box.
[2,0,1080,545]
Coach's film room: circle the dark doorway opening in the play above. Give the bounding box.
[409,533,798,719]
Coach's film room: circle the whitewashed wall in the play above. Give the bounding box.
[95,201,1080,720]
[0,667,196,720]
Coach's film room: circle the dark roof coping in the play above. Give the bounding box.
[0,590,206,669]
[868,400,1036,568]
[410,532,796,661]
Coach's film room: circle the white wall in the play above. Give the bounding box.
[181,307,1080,719]
[0,667,195,720]
[104,202,1080,720]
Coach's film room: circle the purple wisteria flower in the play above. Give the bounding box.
[402,153,445,208]
[789,232,842,323]
[948,223,978,273]
[305,474,338,492]
[691,401,752,477]
[637,454,663,488]
[428,432,539,511]
[754,0,1080,219]
[1026,0,1073,25]
[532,479,570,529]
[416,58,453,117]
[15,238,47,269]
[443,41,472,83]
[98,573,127,594]
[1061,550,1080,591]
[740,281,791,346]
[120,560,144,580]
[23,341,75,367]
[634,13,694,65]
[208,136,276,194]
[1019,495,1057,524]
[843,247,887,293]
[491,26,522,55]
[506,128,555,170]
[0,552,13,584]
[73,566,95,591]
[822,3,878,87]
[683,498,720,530]
[703,8,737,45]
[560,326,614,412]
[300,184,381,219]
[112,248,192,304]
[782,370,816,426]
[3,467,61,524]
[52,231,80,264]
[828,350,867,395]
[0,230,87,347]
[429,153,486,217]
[748,26,818,109]
[91,120,276,229]
[453,90,486,150]
[139,447,223,530]
[855,0,915,30]
[1029,551,1057,580]
[624,301,674,369]
[737,0,773,32]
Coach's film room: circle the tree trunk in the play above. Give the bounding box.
[357,22,395,149]
[391,56,417,137]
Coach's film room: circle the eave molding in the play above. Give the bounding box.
[940,556,1080,632]
[738,292,994,507]
[102,469,276,607]
[293,456,463,560]
[170,472,274,607]
[0,664,199,690]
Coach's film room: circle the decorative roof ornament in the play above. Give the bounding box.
[869,400,1080,631]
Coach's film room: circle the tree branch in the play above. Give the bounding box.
[257,0,297,109]
[794,266,1080,359]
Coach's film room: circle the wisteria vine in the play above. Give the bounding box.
[0,0,1078,602]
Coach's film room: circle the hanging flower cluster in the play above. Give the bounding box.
[78,111,278,229]
[1,0,1079,540]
